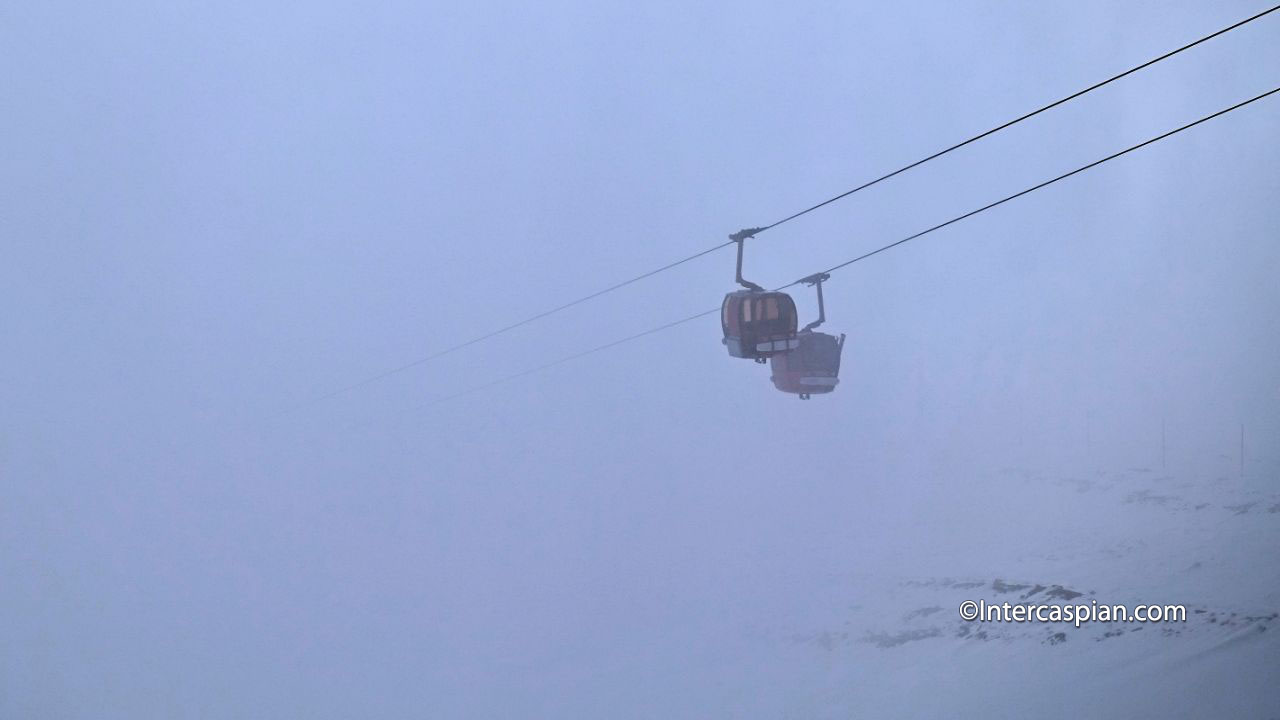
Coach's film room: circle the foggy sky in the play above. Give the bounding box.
[3,1,1278,716]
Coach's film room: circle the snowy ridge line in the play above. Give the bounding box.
[790,576,1277,651]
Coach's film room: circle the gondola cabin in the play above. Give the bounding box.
[770,331,845,398]
[721,290,799,361]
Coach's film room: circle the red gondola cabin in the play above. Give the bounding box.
[770,330,845,399]
[721,290,800,360]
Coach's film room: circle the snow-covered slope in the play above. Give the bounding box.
[751,466,1280,718]
[437,464,1278,718]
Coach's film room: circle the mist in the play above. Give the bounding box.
[3,1,1278,717]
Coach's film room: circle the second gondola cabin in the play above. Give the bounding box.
[721,290,799,360]
[768,271,844,398]
[770,330,844,398]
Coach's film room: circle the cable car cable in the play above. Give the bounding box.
[273,243,729,415]
[359,86,1278,423]
[776,85,1280,290]
[753,3,1280,235]
[347,307,722,430]
[289,6,1279,416]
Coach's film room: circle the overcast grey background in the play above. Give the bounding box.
[2,1,1278,717]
